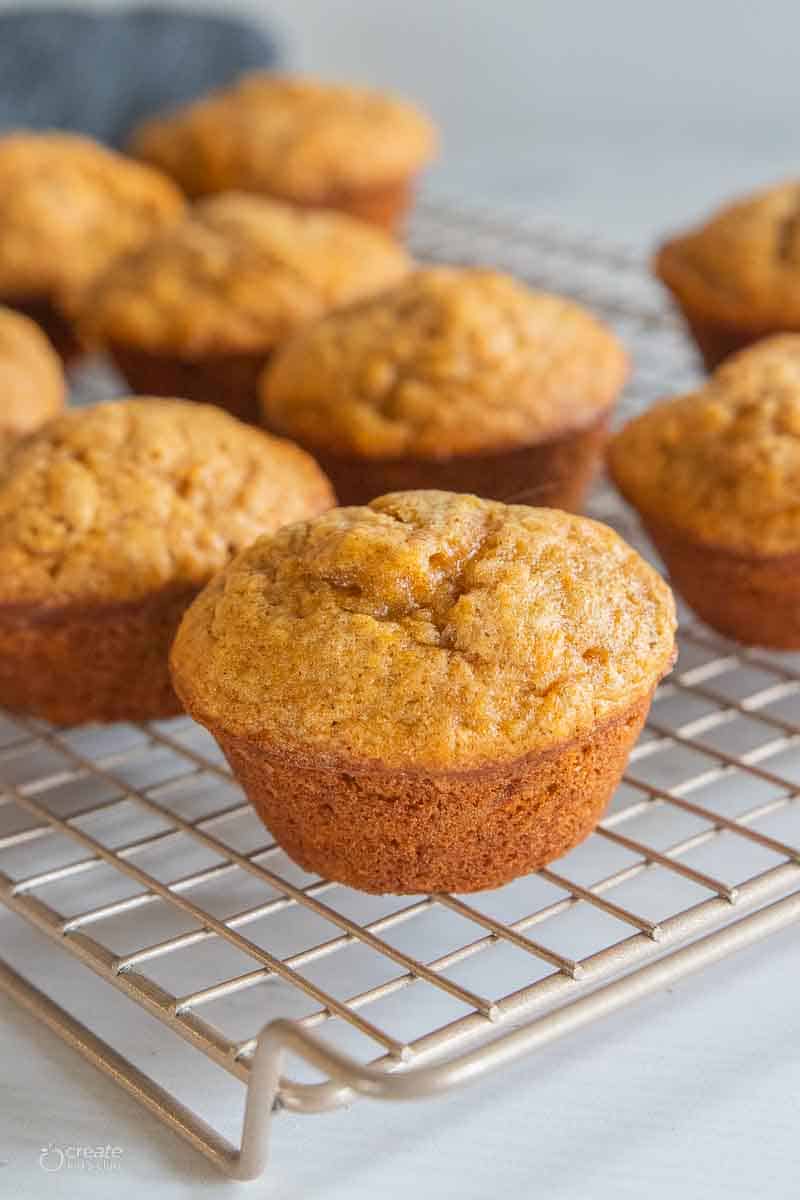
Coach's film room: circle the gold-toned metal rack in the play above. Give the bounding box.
[1,200,798,1182]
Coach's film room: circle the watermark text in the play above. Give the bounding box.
[39,1143,123,1173]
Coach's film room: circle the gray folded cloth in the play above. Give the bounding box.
[0,5,279,146]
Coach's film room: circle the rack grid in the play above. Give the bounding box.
[1,199,799,1182]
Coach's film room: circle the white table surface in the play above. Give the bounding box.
[2,916,799,1199]
[2,2,800,1195]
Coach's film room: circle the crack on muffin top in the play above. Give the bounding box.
[0,397,334,606]
[0,305,64,441]
[609,334,800,555]
[0,132,184,310]
[170,490,675,768]
[261,267,628,458]
[657,181,800,326]
[79,193,412,356]
[130,74,437,201]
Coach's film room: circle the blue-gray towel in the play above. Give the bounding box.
[0,5,279,146]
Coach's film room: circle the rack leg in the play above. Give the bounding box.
[0,957,273,1180]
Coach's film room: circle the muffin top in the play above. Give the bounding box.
[609,334,800,556]
[130,74,437,201]
[0,397,334,608]
[0,132,184,311]
[79,193,412,356]
[0,306,64,441]
[656,181,800,327]
[261,268,628,458]
[171,490,675,770]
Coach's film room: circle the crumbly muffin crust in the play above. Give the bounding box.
[609,334,800,556]
[656,181,800,329]
[171,490,675,769]
[130,74,437,201]
[0,397,334,607]
[79,193,412,356]
[0,132,184,311]
[0,305,64,440]
[261,268,628,457]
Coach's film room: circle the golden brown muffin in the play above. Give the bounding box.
[260,267,628,509]
[655,180,800,370]
[171,491,676,893]
[0,397,334,724]
[129,73,437,232]
[609,334,800,646]
[80,193,413,423]
[0,305,65,443]
[0,132,184,361]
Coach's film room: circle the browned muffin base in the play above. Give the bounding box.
[0,587,197,725]
[109,343,269,424]
[669,305,774,373]
[4,294,83,364]
[211,695,650,894]
[179,176,416,235]
[303,176,416,235]
[290,413,610,511]
[655,242,782,372]
[638,518,800,649]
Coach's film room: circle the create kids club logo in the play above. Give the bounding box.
[39,1142,123,1172]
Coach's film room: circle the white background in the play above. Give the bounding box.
[1,2,800,1197]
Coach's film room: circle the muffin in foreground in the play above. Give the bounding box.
[0,398,334,724]
[0,305,64,443]
[79,193,412,423]
[260,267,628,509]
[129,74,437,232]
[0,132,184,360]
[609,334,800,647]
[171,491,676,893]
[655,181,800,370]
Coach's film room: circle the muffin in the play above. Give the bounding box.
[0,398,334,725]
[609,334,800,647]
[79,193,412,424]
[655,181,800,370]
[129,74,437,233]
[0,305,64,443]
[0,132,184,361]
[171,491,676,894]
[260,267,628,509]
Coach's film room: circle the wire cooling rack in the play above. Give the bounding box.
[1,199,799,1182]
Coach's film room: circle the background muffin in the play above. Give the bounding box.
[0,305,64,444]
[655,181,800,370]
[171,490,675,894]
[609,334,800,646]
[261,267,628,508]
[0,132,184,360]
[129,73,437,233]
[0,397,334,724]
[80,193,412,423]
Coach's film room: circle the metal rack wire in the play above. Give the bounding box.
[1,199,799,1182]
